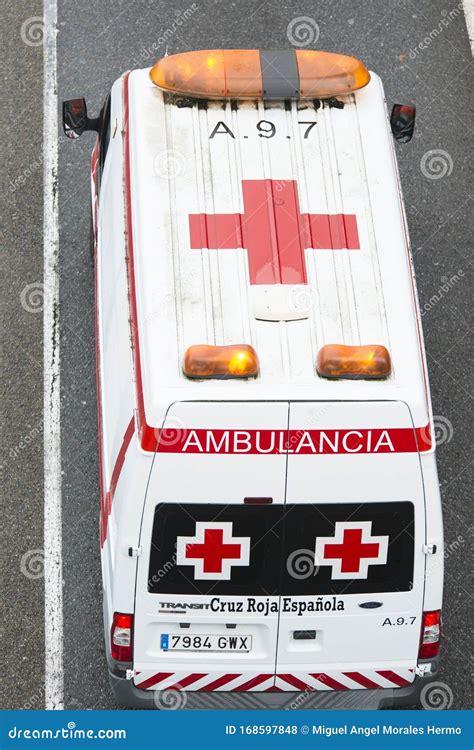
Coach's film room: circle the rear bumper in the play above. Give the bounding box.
[108,661,439,710]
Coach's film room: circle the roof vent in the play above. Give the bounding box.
[253,284,311,321]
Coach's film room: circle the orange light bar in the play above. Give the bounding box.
[224,49,262,97]
[296,50,370,98]
[150,49,369,100]
[150,50,261,99]
[183,344,259,379]
[316,344,391,380]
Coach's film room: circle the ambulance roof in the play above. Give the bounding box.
[125,67,431,429]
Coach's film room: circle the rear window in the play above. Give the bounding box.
[282,502,414,595]
[148,503,284,596]
[147,501,414,596]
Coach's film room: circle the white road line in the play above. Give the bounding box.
[43,0,63,710]
[463,0,474,54]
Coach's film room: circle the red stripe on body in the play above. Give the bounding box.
[415,424,431,452]
[156,426,428,455]
[376,670,411,687]
[166,673,208,691]
[198,673,242,691]
[277,674,315,691]
[232,674,273,691]
[90,80,137,546]
[122,72,158,452]
[343,672,382,690]
[136,672,174,691]
[92,137,134,546]
[92,138,107,546]
[310,673,349,690]
[389,138,432,435]
[101,417,135,545]
[108,418,135,500]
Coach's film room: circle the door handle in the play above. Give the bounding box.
[358,601,383,609]
[293,630,316,640]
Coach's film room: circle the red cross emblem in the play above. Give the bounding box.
[176,522,251,580]
[189,179,360,285]
[315,521,389,579]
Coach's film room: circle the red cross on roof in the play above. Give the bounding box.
[189,179,359,285]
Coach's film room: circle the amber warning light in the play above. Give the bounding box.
[316,344,392,380]
[183,344,259,379]
[150,49,370,100]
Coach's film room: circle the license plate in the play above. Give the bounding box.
[160,633,252,652]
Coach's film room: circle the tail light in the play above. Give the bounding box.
[111,612,133,661]
[419,610,441,659]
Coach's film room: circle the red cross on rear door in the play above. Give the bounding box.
[315,521,389,580]
[176,521,251,580]
[189,179,360,285]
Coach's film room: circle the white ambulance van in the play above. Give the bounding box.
[63,49,443,708]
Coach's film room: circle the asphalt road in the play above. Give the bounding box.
[2,0,473,711]
[2,0,46,711]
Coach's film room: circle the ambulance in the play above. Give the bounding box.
[63,49,443,708]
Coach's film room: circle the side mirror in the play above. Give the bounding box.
[62,98,99,139]
[390,104,416,143]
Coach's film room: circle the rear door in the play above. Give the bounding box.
[275,401,426,691]
[133,401,288,693]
